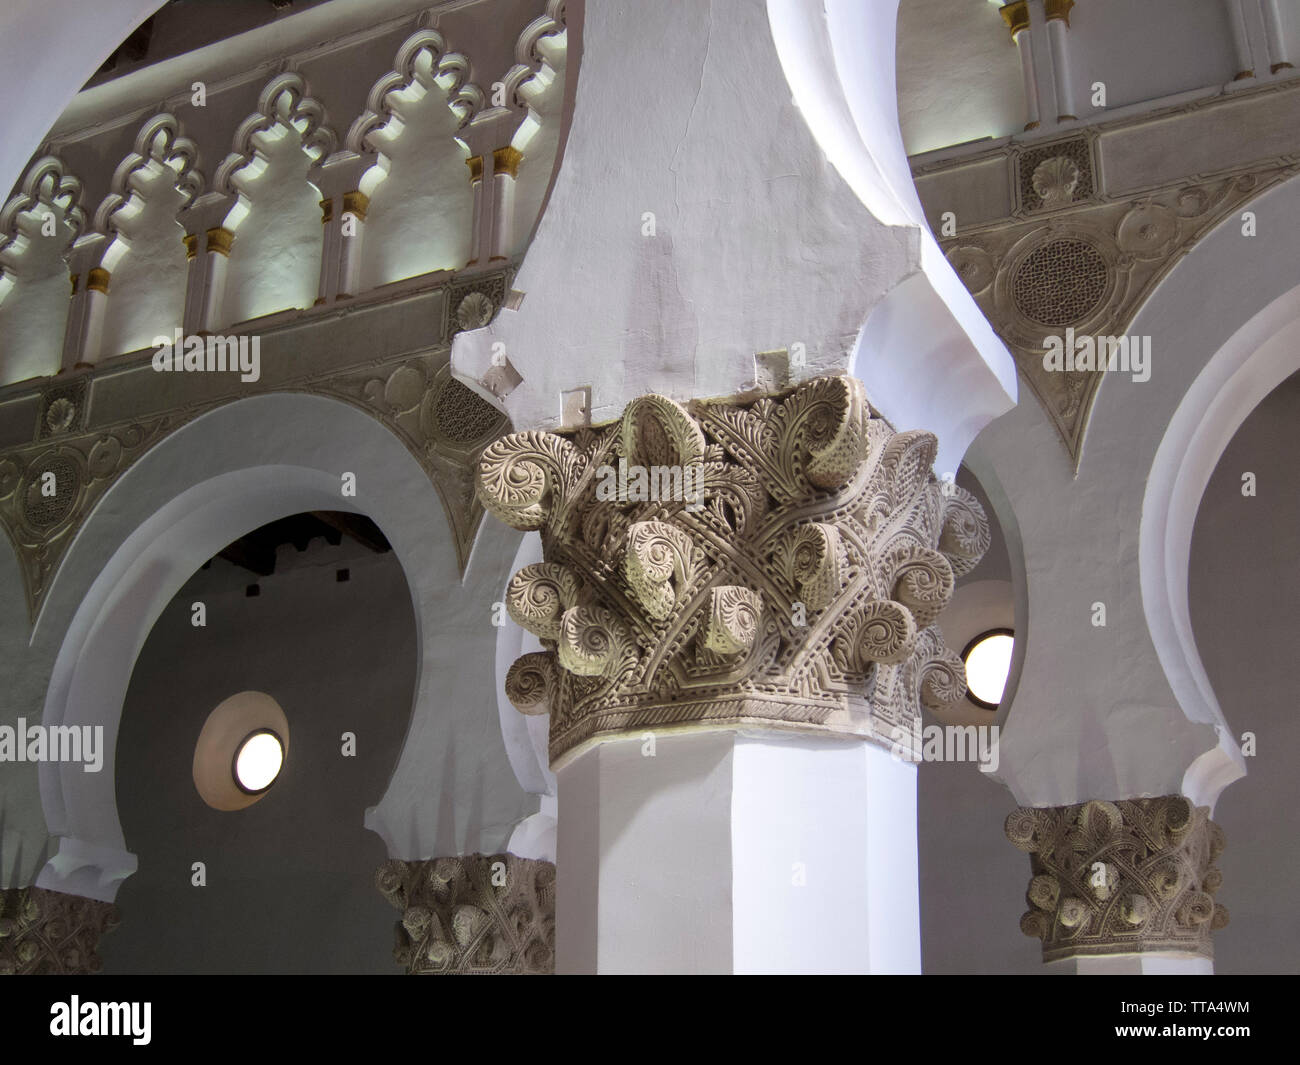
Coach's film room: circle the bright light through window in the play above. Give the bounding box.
[963,631,1014,707]
[234,730,284,793]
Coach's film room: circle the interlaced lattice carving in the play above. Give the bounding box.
[478,374,990,764]
[1006,796,1229,961]
[1011,238,1108,326]
[375,855,555,974]
[434,377,501,444]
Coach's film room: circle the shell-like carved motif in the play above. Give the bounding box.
[506,563,580,639]
[505,652,559,716]
[624,521,699,620]
[477,430,581,530]
[703,586,763,655]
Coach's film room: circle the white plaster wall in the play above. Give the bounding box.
[0,0,165,218]
[452,0,924,432]
[510,34,568,258]
[223,128,324,324]
[102,543,415,974]
[895,0,1025,155]
[0,211,73,384]
[1069,0,1236,118]
[359,91,474,289]
[96,166,188,359]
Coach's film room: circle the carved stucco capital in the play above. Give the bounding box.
[1006,796,1229,962]
[0,885,120,974]
[477,374,990,765]
[375,855,555,975]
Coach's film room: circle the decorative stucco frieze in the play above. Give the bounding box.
[375,855,555,975]
[0,885,119,974]
[913,80,1300,465]
[478,374,989,765]
[942,165,1296,464]
[1006,796,1229,962]
[0,269,511,621]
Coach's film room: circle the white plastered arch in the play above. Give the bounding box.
[31,391,532,901]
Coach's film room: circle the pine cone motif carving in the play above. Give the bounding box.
[1006,796,1229,961]
[375,855,555,974]
[477,375,990,764]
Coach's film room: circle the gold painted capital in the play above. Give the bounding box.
[69,273,79,297]
[492,146,524,179]
[86,267,111,294]
[477,375,990,766]
[1007,796,1228,962]
[206,227,235,257]
[466,154,484,183]
[342,190,369,222]
[319,197,333,224]
[1044,0,1074,26]
[183,233,198,261]
[1001,1,1030,39]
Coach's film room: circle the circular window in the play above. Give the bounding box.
[962,629,1014,710]
[232,729,285,794]
[193,692,289,810]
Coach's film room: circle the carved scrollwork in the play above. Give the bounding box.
[506,562,581,638]
[938,483,992,577]
[1006,795,1228,961]
[376,855,555,974]
[702,586,763,655]
[625,521,700,620]
[885,542,955,629]
[0,886,119,975]
[477,430,583,530]
[504,651,559,716]
[479,374,986,763]
[781,522,843,611]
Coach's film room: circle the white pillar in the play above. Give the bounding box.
[1261,0,1294,74]
[198,227,233,332]
[60,233,105,371]
[307,153,374,304]
[336,191,367,299]
[78,268,110,366]
[1003,3,1042,130]
[465,154,486,268]
[1224,0,1256,80]
[1048,954,1214,975]
[1045,0,1076,121]
[489,147,522,262]
[556,731,919,974]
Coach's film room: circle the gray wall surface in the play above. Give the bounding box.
[101,537,417,974]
